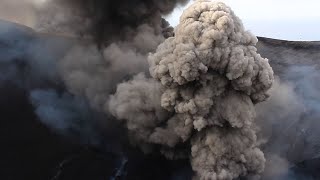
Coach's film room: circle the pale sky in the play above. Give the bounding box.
[166,0,320,41]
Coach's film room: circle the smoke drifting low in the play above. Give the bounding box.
[30,89,100,144]
[256,67,320,179]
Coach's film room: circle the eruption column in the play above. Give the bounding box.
[111,1,274,179]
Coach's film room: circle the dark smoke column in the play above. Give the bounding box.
[148,1,274,179]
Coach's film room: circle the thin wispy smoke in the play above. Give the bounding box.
[30,89,100,144]
[256,66,320,179]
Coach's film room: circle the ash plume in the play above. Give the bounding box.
[110,1,274,179]
[35,0,188,44]
[39,0,189,114]
[3,0,320,178]
[1,0,291,179]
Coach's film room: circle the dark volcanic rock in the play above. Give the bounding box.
[257,37,320,76]
[0,82,119,180]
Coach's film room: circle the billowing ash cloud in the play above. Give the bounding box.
[9,0,316,179]
[109,1,274,179]
[39,0,190,115]
[3,0,320,178]
[35,0,188,44]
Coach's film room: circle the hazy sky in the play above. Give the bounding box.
[166,0,320,41]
